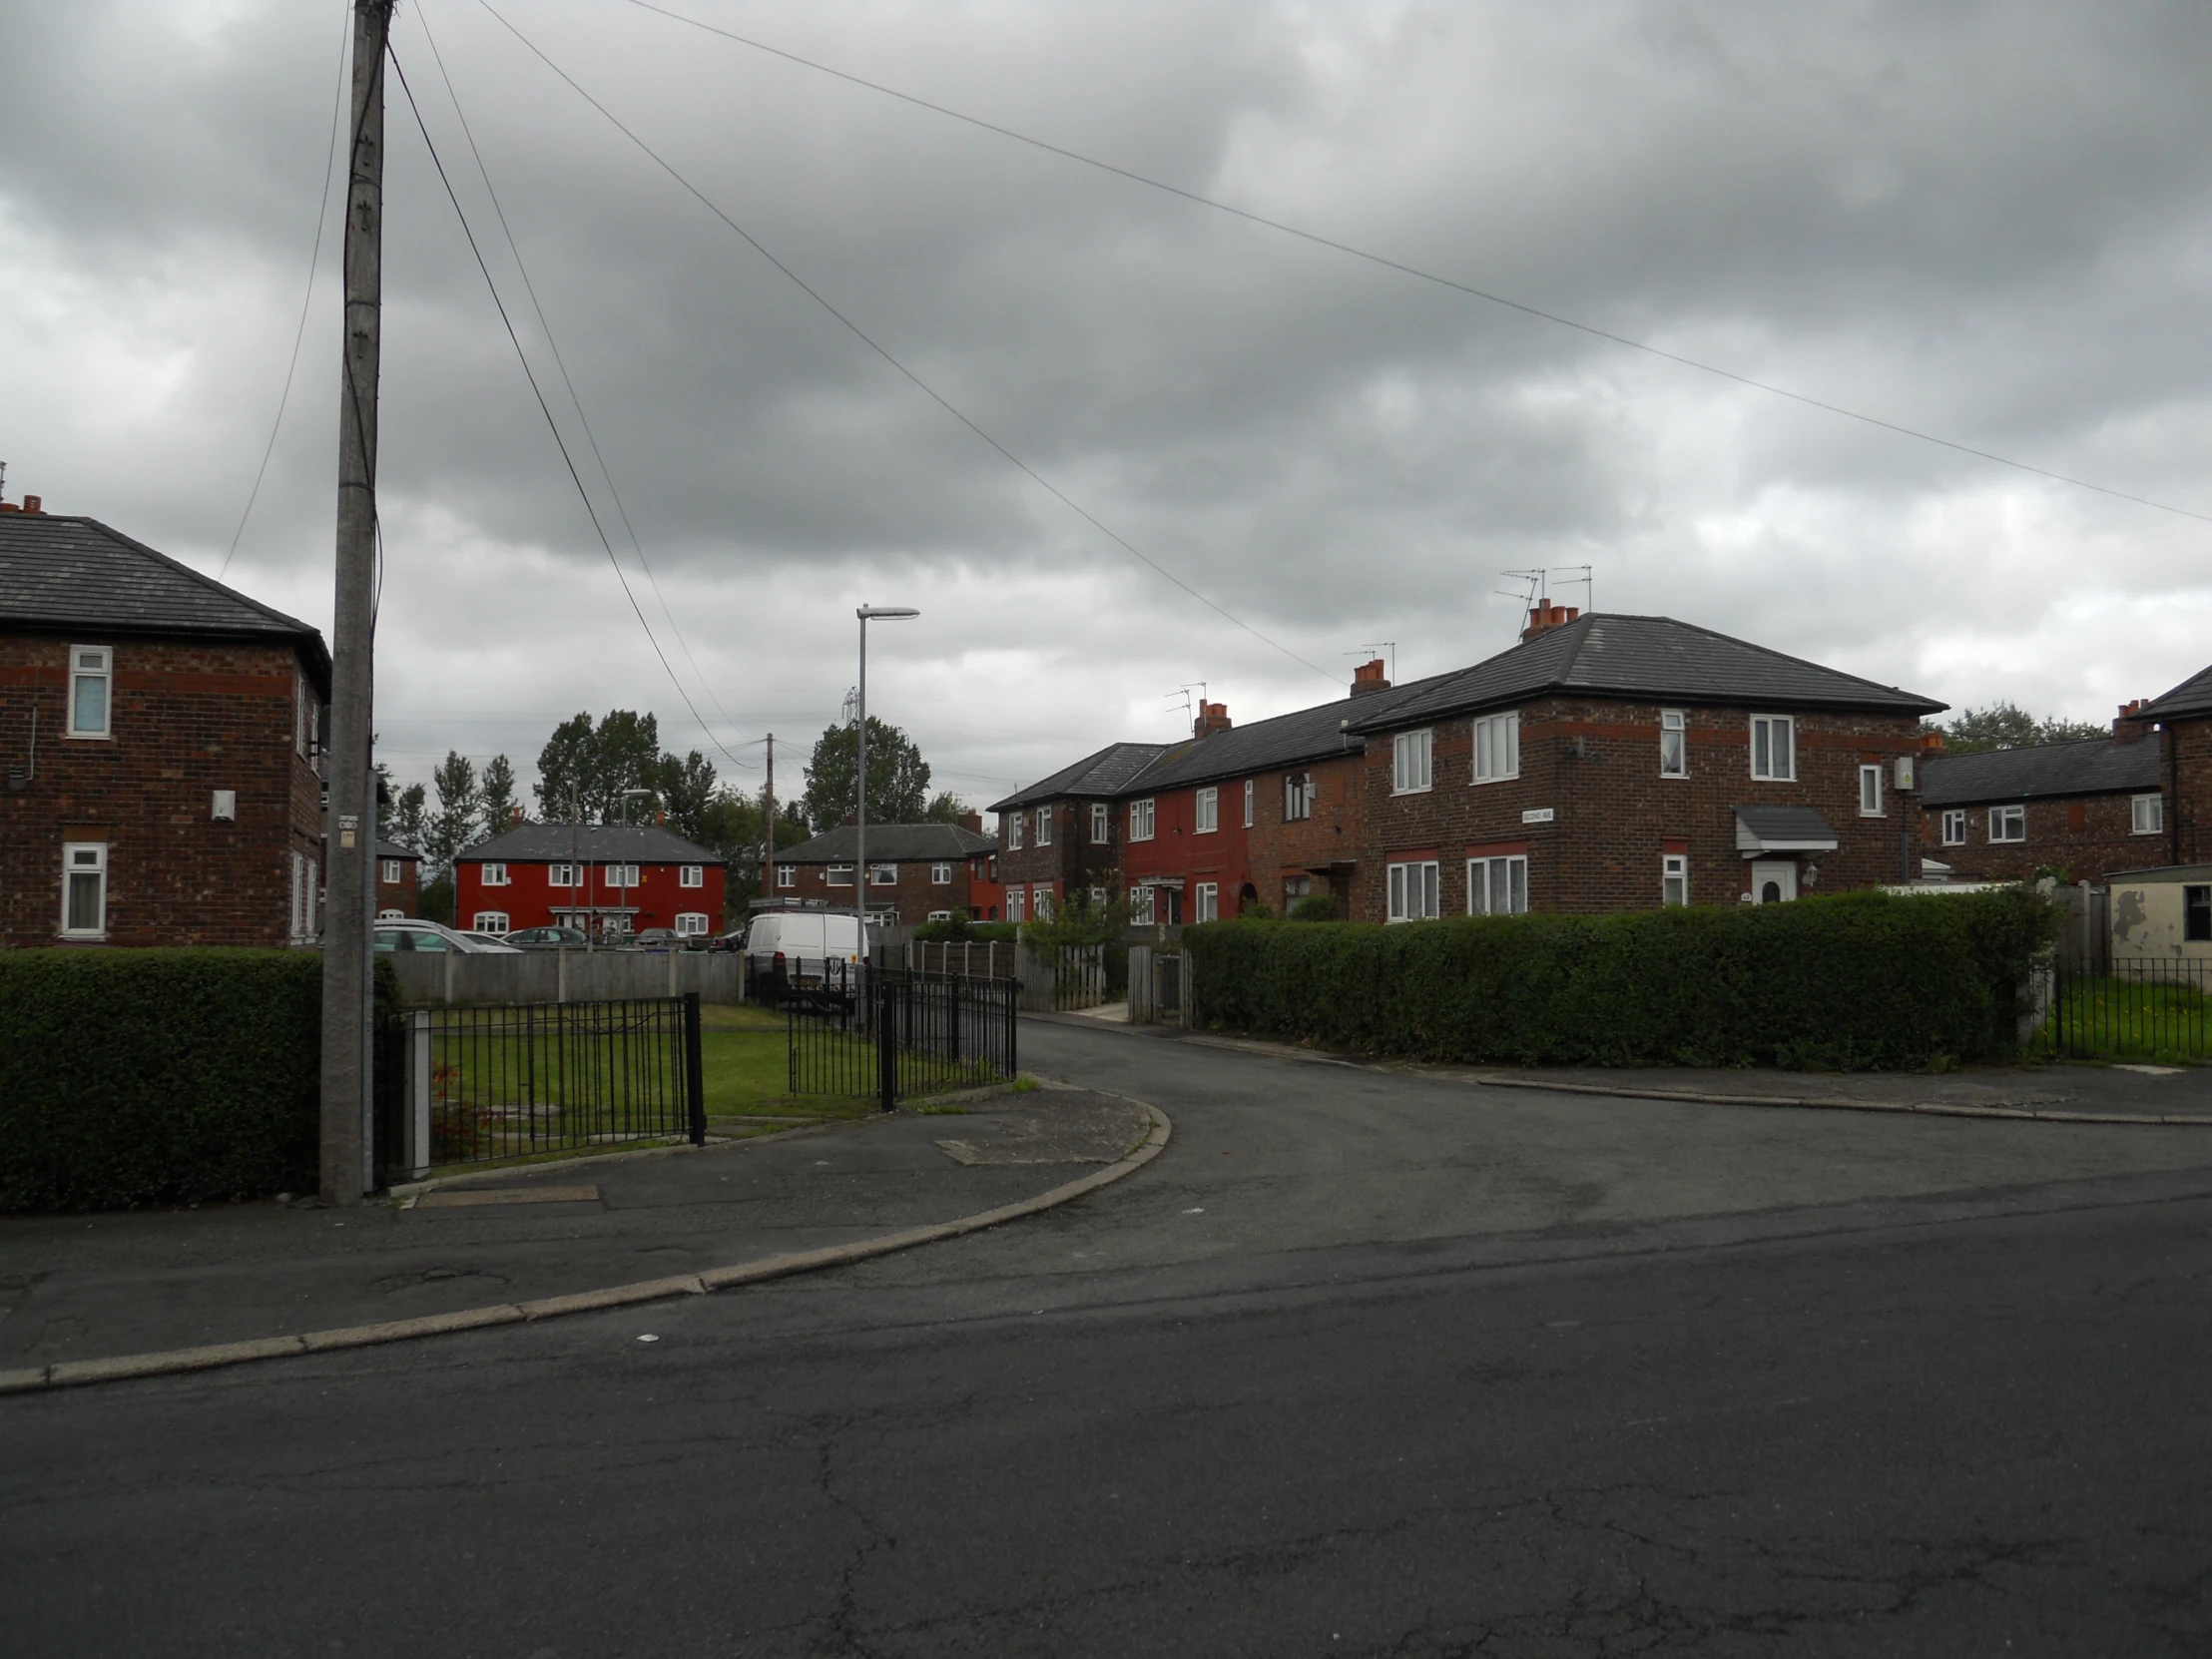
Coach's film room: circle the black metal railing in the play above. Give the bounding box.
[788,963,1018,1108]
[2037,959,2212,1065]
[392,994,705,1171]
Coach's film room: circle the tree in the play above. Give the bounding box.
[534,710,699,824]
[390,782,426,851]
[651,750,718,841]
[699,786,819,907]
[1940,703,2111,754]
[425,751,479,879]
[921,790,971,825]
[478,754,520,838]
[802,717,931,830]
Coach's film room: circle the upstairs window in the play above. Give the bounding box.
[1129,799,1156,841]
[547,861,577,887]
[1035,807,1053,846]
[1471,712,1519,783]
[828,864,855,886]
[380,859,402,885]
[777,866,797,888]
[1392,730,1432,795]
[1751,715,1795,781]
[1988,805,2026,843]
[1858,765,1884,818]
[68,645,112,738]
[1009,815,1024,851]
[870,863,897,886]
[605,862,640,886]
[1285,773,1314,822]
[1660,710,1687,778]
[1940,811,1967,846]
[1243,779,1255,828]
[1090,803,1110,843]
[679,864,703,887]
[480,862,509,886]
[1195,787,1219,833]
[2133,795,2164,835]
[931,861,953,885]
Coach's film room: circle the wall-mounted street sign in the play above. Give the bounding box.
[1522,808,1556,825]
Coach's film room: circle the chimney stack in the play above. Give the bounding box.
[2114,698,2153,744]
[510,806,524,828]
[1193,701,1233,738]
[957,808,982,833]
[1350,659,1391,697]
[22,495,41,515]
[1520,600,1580,643]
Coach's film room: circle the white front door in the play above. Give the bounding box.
[1750,859,1798,904]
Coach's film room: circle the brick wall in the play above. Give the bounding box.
[997,801,1119,912]
[1916,789,2165,883]
[1355,697,1927,919]
[375,859,419,918]
[1244,754,1366,916]
[781,857,969,924]
[2172,716,2212,866]
[0,633,322,947]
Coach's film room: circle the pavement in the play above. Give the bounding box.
[0,1085,1154,1377]
[10,1022,2212,1654]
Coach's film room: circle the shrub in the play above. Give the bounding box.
[1288,893,1338,923]
[913,916,1019,943]
[0,949,401,1211]
[1185,888,2051,1071]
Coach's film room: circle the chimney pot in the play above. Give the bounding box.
[1194,701,1233,737]
[1350,658,1391,696]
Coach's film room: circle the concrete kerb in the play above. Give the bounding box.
[0,1099,1173,1397]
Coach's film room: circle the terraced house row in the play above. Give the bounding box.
[991,604,2212,926]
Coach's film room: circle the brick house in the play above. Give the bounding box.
[773,819,999,924]
[1915,732,2165,885]
[1346,608,1943,918]
[989,743,1169,923]
[375,839,422,918]
[2128,662,2212,868]
[0,499,330,948]
[454,824,725,941]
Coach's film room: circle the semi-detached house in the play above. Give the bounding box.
[454,824,725,941]
[771,819,1000,924]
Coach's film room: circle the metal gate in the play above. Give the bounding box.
[788,964,1018,1109]
[2036,959,2211,1065]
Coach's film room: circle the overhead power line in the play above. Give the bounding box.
[385,41,756,774]
[626,0,2212,531]
[411,0,753,765]
[479,0,1344,686]
[220,1,352,579]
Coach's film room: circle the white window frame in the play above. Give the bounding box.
[1466,854,1529,916]
[827,863,855,887]
[1471,712,1520,784]
[679,863,703,888]
[1090,803,1110,843]
[777,865,797,888]
[1089,886,1107,909]
[1285,773,1314,822]
[480,861,509,886]
[1751,715,1796,782]
[67,645,113,740]
[1662,853,1689,907]
[2133,794,2164,835]
[675,911,709,936]
[1035,807,1053,847]
[1243,779,1255,828]
[926,909,954,922]
[1128,885,1156,925]
[1940,810,1967,846]
[472,911,510,934]
[1129,799,1156,841]
[1385,859,1440,922]
[1392,730,1433,795]
[1195,787,1219,834]
[380,858,402,884]
[1858,765,1885,818]
[62,840,108,938]
[547,861,576,887]
[930,860,953,885]
[1007,886,1025,923]
[1660,709,1687,778]
[1009,815,1024,850]
[1032,885,1054,921]
[869,863,898,886]
[605,862,640,886]
[1194,881,1219,922]
[1988,805,2026,843]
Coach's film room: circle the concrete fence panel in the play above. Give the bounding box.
[388,950,746,1006]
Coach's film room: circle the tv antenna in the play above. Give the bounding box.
[1345,643,1396,683]
[1167,682,1207,727]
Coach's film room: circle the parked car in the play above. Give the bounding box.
[372,918,521,954]
[633,927,682,953]
[504,925,589,950]
[746,910,865,1009]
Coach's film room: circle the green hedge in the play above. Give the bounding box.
[0,949,398,1211]
[1185,889,2050,1071]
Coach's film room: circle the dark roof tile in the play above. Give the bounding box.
[459,824,722,863]
[1918,737,2162,806]
[780,823,997,863]
[2138,663,2212,723]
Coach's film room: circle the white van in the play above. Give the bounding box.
[746,910,866,1005]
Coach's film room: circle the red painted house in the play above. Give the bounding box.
[455,823,725,941]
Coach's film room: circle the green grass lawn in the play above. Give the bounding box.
[698,1002,876,1126]
[2040,975,2212,1066]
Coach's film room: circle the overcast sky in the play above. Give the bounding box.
[5,0,2210,814]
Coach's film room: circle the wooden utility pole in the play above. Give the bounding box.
[320,0,393,1205]
[763,733,775,908]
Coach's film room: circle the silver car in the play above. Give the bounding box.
[371,919,521,955]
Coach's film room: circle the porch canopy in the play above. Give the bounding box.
[1733,806,1840,856]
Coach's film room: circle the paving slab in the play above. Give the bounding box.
[0,1089,1152,1374]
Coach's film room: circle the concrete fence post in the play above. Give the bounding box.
[405,1009,432,1179]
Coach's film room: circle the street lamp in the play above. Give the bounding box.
[855,604,919,947]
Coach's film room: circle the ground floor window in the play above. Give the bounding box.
[63,841,108,937]
[675,912,709,936]
[927,909,953,922]
[473,911,510,933]
[1466,854,1527,915]
[1194,881,1219,922]
[1129,885,1157,925]
[1387,859,1440,922]
[2187,885,2211,943]
[1008,887,1025,923]
[1662,853,1689,907]
[378,907,404,920]
[1033,885,1055,921]
[287,850,318,940]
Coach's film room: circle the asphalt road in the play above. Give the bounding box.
[8,1021,2212,1656]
